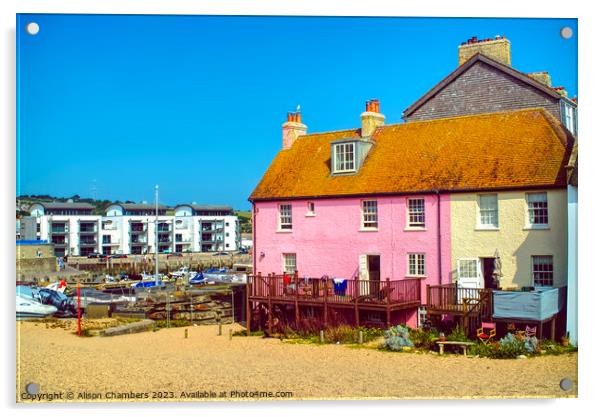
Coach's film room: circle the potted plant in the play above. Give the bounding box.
[561,333,570,347]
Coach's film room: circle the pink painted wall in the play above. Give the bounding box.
[253,194,452,306]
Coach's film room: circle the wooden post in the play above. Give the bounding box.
[358,330,363,344]
[77,281,81,337]
[267,273,273,336]
[185,328,188,339]
[246,277,251,335]
[319,330,324,343]
[426,284,431,308]
[322,277,328,327]
[551,314,557,341]
[385,278,391,328]
[294,270,300,327]
[354,276,360,327]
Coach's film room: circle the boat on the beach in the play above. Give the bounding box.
[16,286,57,319]
[75,287,135,308]
[189,268,247,285]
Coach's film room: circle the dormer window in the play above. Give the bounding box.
[333,142,356,173]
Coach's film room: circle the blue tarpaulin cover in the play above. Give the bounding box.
[493,287,564,321]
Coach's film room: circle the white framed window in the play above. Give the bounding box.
[361,200,378,229]
[561,101,577,135]
[333,142,356,173]
[306,201,315,216]
[407,198,425,228]
[278,204,292,230]
[532,255,553,287]
[408,253,426,276]
[458,259,478,280]
[283,253,297,274]
[526,192,549,227]
[478,194,499,228]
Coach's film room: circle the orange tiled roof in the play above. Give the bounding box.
[249,108,574,201]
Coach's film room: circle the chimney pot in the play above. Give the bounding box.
[361,98,385,137]
[458,34,511,66]
[282,110,307,150]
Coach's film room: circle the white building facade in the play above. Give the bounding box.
[22,202,240,256]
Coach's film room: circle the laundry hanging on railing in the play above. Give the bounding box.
[333,278,347,296]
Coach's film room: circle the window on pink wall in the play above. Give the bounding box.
[283,253,297,274]
[278,204,292,230]
[361,200,378,229]
[407,198,425,228]
[408,253,426,276]
[306,201,315,216]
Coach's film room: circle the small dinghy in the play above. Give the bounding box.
[16,286,57,319]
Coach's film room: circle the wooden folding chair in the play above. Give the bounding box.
[525,325,537,338]
[476,322,496,344]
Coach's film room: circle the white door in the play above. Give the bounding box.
[457,258,484,289]
[359,254,369,295]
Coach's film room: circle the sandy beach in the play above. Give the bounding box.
[16,320,577,402]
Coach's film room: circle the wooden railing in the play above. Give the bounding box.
[426,283,493,334]
[248,273,421,307]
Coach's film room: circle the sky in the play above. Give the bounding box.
[16,15,577,210]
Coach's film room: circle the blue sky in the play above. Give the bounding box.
[16,15,577,210]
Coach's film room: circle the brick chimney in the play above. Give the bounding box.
[458,35,511,66]
[282,111,307,150]
[361,99,385,137]
[527,71,552,87]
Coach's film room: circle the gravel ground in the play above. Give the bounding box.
[16,320,577,402]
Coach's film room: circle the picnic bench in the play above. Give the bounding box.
[436,341,475,356]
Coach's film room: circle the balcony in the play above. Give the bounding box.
[79,240,98,247]
[50,227,69,234]
[248,275,422,331]
[102,238,121,246]
[79,223,98,233]
[201,226,223,232]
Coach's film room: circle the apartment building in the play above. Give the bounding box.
[24,202,102,257]
[21,202,240,256]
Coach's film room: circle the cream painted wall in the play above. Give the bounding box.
[450,189,567,290]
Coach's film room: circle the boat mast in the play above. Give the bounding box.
[155,185,159,286]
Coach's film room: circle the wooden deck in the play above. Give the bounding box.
[426,283,493,334]
[246,273,422,333]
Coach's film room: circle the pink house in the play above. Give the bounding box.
[249,100,452,329]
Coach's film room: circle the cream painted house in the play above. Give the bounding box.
[450,189,567,290]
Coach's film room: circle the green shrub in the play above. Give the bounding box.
[470,333,538,359]
[154,319,191,328]
[231,329,263,337]
[409,327,438,350]
[356,326,383,342]
[447,324,469,342]
[539,339,578,355]
[469,341,493,357]
[324,325,356,344]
